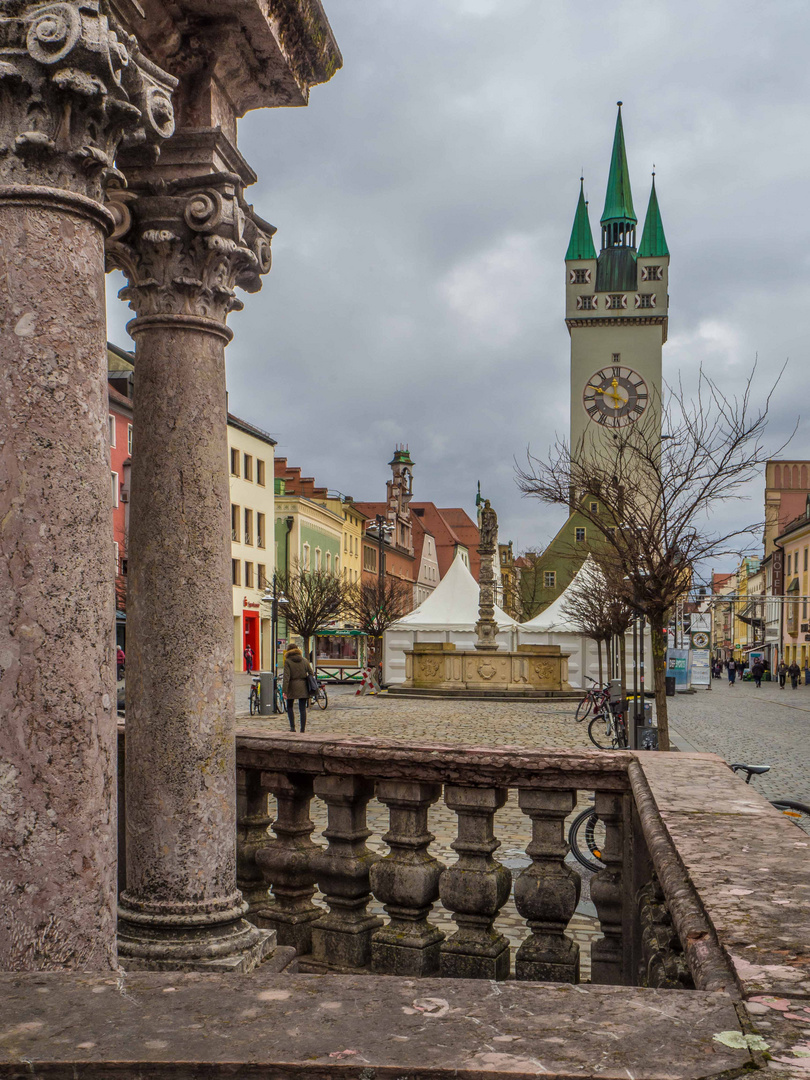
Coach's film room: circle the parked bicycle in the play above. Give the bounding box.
[568,762,810,873]
[275,680,286,715]
[249,675,261,716]
[310,678,328,711]
[575,676,611,722]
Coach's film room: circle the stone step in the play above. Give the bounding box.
[387,686,582,701]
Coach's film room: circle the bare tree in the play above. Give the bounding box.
[276,567,346,663]
[517,366,789,751]
[561,559,633,685]
[343,576,413,674]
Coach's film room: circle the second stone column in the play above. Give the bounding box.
[108,175,276,971]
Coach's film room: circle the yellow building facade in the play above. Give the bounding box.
[228,416,275,672]
[779,515,810,668]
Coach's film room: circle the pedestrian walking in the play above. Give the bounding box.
[243,643,254,674]
[727,659,737,687]
[778,660,788,689]
[751,659,764,689]
[789,661,801,690]
[116,645,125,681]
[282,644,313,733]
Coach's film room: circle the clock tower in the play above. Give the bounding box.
[565,103,669,463]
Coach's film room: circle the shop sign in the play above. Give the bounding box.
[243,596,261,609]
[772,549,784,595]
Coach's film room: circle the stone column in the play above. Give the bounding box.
[514,789,581,983]
[255,772,323,956]
[590,791,626,985]
[439,785,512,979]
[370,780,445,976]
[0,0,174,970]
[306,775,382,973]
[108,174,276,971]
[475,500,499,651]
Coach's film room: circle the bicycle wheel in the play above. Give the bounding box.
[568,808,606,872]
[588,712,615,750]
[771,800,810,830]
[614,714,629,750]
[575,695,593,722]
[249,688,259,716]
[276,689,286,715]
[315,685,328,710]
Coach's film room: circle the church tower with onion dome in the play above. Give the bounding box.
[564,102,669,462]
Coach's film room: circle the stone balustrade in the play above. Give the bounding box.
[233,733,659,984]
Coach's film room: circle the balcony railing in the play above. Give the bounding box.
[233,733,729,989]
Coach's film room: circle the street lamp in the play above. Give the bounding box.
[263,573,289,713]
[366,514,394,676]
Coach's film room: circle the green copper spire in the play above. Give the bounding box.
[565,178,597,261]
[601,102,637,226]
[638,174,669,257]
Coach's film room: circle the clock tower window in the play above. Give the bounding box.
[576,295,597,310]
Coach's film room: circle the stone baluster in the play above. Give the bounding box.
[370,781,445,976]
[590,791,626,985]
[0,0,174,970]
[110,166,276,972]
[514,789,581,983]
[255,772,322,956]
[439,785,512,979]
[236,768,272,916]
[305,776,382,973]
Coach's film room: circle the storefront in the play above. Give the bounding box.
[314,628,367,682]
[242,599,261,671]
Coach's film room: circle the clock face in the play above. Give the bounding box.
[583,365,648,428]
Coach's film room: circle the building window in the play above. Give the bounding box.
[230,448,239,475]
[121,558,127,576]
[571,268,590,284]
[257,512,265,548]
[256,459,265,486]
[244,508,253,545]
[641,265,663,281]
[544,571,556,588]
[576,295,596,310]
[805,548,808,572]
[575,527,586,542]
[243,454,253,482]
[636,293,655,309]
[232,559,241,586]
[363,545,377,572]
[326,551,331,573]
[589,501,598,513]
[606,526,616,540]
[258,564,266,590]
[608,294,626,310]
[315,548,321,571]
[335,556,340,575]
[127,423,133,455]
[111,471,119,508]
[344,534,348,552]
[113,541,119,572]
[244,561,254,589]
[787,553,792,575]
[303,543,310,570]
[109,415,116,446]
[231,504,240,543]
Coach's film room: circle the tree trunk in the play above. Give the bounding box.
[596,638,603,684]
[650,614,671,751]
[619,633,627,702]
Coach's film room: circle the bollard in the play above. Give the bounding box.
[259,671,274,716]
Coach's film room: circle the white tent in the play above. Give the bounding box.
[383,551,519,684]
[518,556,654,690]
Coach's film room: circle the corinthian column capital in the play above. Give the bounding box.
[0,0,176,199]
[106,176,275,329]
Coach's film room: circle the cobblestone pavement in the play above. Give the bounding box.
[237,683,602,979]
[668,678,810,807]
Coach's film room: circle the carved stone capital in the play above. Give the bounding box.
[106,174,275,325]
[0,0,176,199]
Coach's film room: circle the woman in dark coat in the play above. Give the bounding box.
[283,645,313,732]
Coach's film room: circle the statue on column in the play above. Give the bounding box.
[475,499,499,651]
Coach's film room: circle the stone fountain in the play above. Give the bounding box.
[403,501,571,696]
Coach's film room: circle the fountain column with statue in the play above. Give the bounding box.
[402,499,571,696]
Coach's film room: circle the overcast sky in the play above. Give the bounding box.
[107,0,810,575]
